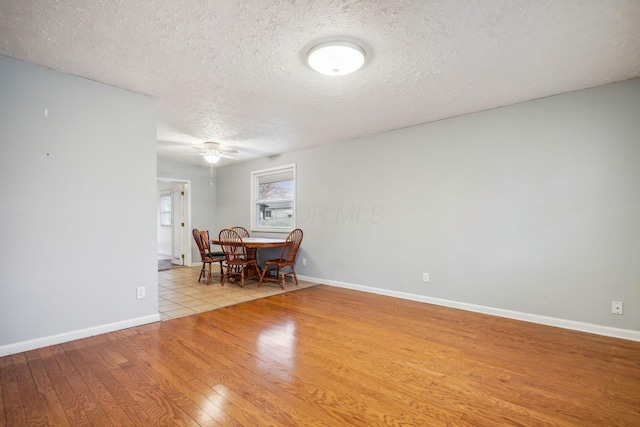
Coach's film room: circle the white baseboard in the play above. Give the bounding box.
[0,314,161,357]
[298,275,640,342]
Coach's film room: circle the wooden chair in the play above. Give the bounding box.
[192,228,225,285]
[218,228,258,288]
[258,229,303,289]
[200,229,225,260]
[231,226,250,238]
[231,226,256,263]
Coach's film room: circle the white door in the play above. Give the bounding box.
[171,188,185,265]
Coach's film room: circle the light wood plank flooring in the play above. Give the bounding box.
[1,285,639,426]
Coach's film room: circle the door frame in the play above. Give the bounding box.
[171,187,185,265]
[157,177,192,268]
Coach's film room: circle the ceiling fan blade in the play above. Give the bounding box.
[201,142,221,150]
[202,142,238,153]
[190,141,239,162]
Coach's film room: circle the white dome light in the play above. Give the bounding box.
[307,41,366,76]
[204,154,220,164]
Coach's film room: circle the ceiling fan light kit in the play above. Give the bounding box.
[192,141,238,164]
[204,154,220,164]
[307,41,366,76]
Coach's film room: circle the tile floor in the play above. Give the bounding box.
[158,265,318,320]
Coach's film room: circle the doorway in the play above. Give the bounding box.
[157,179,191,269]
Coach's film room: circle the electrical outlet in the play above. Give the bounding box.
[137,286,146,299]
[611,301,623,315]
[302,258,307,266]
[422,273,429,283]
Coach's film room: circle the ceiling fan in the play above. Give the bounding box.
[192,142,238,164]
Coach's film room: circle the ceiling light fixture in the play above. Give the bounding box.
[204,154,220,164]
[307,41,366,76]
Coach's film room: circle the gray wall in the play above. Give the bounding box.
[0,56,158,353]
[157,160,217,264]
[216,78,640,332]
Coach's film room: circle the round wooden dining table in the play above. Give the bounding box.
[211,237,288,282]
[211,237,287,248]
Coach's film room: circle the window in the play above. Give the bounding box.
[160,194,171,226]
[251,164,296,232]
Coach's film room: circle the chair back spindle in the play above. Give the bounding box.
[218,228,257,287]
[219,228,245,262]
[281,228,303,264]
[193,229,209,261]
[231,226,250,238]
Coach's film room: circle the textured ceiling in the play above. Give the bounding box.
[1,0,639,166]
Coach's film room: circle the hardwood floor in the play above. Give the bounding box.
[2,285,639,426]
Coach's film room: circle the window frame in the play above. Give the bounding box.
[250,164,296,233]
[159,193,172,227]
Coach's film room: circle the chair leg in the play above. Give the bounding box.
[199,263,206,282]
[258,266,267,287]
[240,266,245,288]
[291,266,299,286]
[206,262,211,285]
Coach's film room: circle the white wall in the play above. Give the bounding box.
[157,160,217,264]
[0,56,159,355]
[215,78,640,336]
